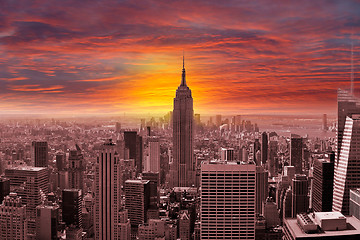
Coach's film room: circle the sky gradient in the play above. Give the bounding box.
[1,0,360,116]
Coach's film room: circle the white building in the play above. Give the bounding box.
[200,161,256,239]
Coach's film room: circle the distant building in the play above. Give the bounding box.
[56,152,66,171]
[283,212,360,239]
[322,114,328,130]
[68,144,85,191]
[138,219,165,240]
[290,135,303,174]
[145,137,160,173]
[201,162,256,239]
[179,210,191,240]
[124,131,143,175]
[261,132,268,165]
[0,193,27,240]
[333,115,360,215]
[220,147,234,161]
[31,141,48,167]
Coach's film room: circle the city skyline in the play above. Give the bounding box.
[0,0,360,116]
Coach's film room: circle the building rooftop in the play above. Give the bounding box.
[7,165,47,171]
[314,212,346,221]
[284,214,360,238]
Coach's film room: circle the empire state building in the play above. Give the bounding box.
[172,56,194,187]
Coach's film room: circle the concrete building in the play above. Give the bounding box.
[256,166,268,215]
[200,161,256,239]
[145,137,160,173]
[290,135,303,174]
[292,174,309,217]
[62,189,82,228]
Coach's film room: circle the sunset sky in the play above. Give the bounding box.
[0,0,359,116]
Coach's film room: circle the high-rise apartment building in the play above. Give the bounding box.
[172,57,194,187]
[68,144,85,191]
[200,162,256,239]
[0,193,27,240]
[94,139,124,240]
[333,115,360,215]
[31,141,48,167]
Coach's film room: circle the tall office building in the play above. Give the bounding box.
[312,157,334,212]
[5,166,48,237]
[124,179,150,228]
[256,166,269,215]
[36,203,59,240]
[290,134,303,174]
[268,138,278,177]
[124,131,143,175]
[220,147,234,161]
[322,113,328,130]
[68,144,85,191]
[0,177,10,203]
[172,57,194,187]
[145,137,160,173]
[292,174,309,217]
[62,189,82,228]
[333,115,360,215]
[261,132,268,165]
[118,208,131,240]
[31,141,48,167]
[337,89,360,163]
[201,162,256,239]
[94,139,124,240]
[0,193,27,240]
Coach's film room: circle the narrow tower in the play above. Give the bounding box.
[171,55,194,187]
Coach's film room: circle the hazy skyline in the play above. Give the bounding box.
[0,0,359,116]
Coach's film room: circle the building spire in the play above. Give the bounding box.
[181,51,186,86]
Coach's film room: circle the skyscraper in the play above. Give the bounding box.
[292,174,309,217]
[261,132,268,165]
[124,131,143,175]
[31,141,48,167]
[62,189,83,228]
[333,115,360,215]
[312,157,334,212]
[290,134,303,174]
[337,89,360,163]
[256,165,269,215]
[172,56,194,187]
[68,144,85,191]
[0,193,27,240]
[94,139,124,240]
[5,166,48,238]
[200,162,256,239]
[145,137,160,173]
[0,177,10,204]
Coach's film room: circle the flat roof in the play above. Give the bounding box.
[6,165,47,171]
[315,212,345,221]
[284,216,360,238]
